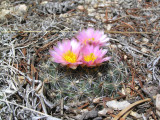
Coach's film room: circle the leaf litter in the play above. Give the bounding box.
[0,0,160,119]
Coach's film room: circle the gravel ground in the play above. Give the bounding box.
[0,0,160,119]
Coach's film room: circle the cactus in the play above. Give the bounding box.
[41,50,129,103]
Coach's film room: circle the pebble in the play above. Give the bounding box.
[106,100,130,110]
[88,23,94,27]
[118,44,122,48]
[156,94,160,111]
[95,14,101,20]
[81,109,88,113]
[93,97,100,103]
[84,110,98,119]
[106,24,112,31]
[0,4,27,19]
[85,0,92,4]
[142,37,149,44]
[123,55,127,60]
[98,108,109,116]
[15,4,27,13]
[156,94,160,117]
[89,13,96,17]
[130,111,142,119]
[87,8,95,13]
[141,47,148,53]
[110,44,117,49]
[77,5,85,11]
[0,9,10,18]
[100,14,106,22]
[93,4,98,8]
[40,1,48,5]
[98,3,106,7]
[135,40,140,44]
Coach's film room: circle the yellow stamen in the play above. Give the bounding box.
[63,50,77,63]
[84,38,95,44]
[84,53,97,62]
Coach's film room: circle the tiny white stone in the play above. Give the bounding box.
[142,37,149,44]
[2,9,10,14]
[81,109,88,113]
[110,44,117,49]
[124,55,127,60]
[98,108,108,116]
[18,4,27,12]
[156,94,160,110]
[141,47,148,53]
[77,5,84,11]
[87,8,95,13]
[93,97,100,103]
[41,1,48,5]
[106,100,130,110]
[106,24,112,31]
[135,40,140,44]
[156,94,160,117]
[93,4,98,8]
[118,44,122,48]
[130,111,142,119]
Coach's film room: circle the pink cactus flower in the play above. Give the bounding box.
[49,39,82,69]
[76,28,110,46]
[81,45,111,67]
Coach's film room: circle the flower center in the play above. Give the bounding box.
[84,53,97,62]
[84,38,95,44]
[63,50,77,63]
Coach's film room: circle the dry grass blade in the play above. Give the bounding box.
[113,96,156,120]
[0,99,61,120]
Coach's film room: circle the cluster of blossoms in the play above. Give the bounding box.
[49,28,111,69]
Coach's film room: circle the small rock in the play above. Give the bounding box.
[156,94,160,110]
[98,108,108,116]
[126,87,131,94]
[0,9,10,18]
[130,111,142,119]
[93,4,98,8]
[41,1,48,5]
[95,14,101,20]
[81,109,88,113]
[121,88,126,95]
[135,40,140,44]
[16,4,27,12]
[124,55,127,60]
[98,3,105,7]
[77,5,85,11]
[87,8,95,13]
[118,44,122,48]
[147,73,152,81]
[88,23,94,27]
[100,14,106,22]
[84,110,98,119]
[106,24,112,31]
[76,114,83,120]
[141,47,148,53]
[156,94,160,117]
[18,76,26,85]
[93,97,101,103]
[106,100,130,110]
[110,44,117,49]
[85,0,92,4]
[98,108,113,116]
[142,37,149,44]
[89,13,96,17]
